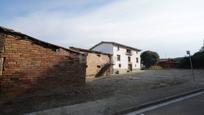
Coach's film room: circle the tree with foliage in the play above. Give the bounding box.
[141,50,160,68]
[178,57,190,69]
[178,41,204,69]
[192,52,204,68]
[178,52,204,69]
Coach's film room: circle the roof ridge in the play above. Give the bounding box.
[0,26,81,54]
[90,41,141,51]
[70,46,112,55]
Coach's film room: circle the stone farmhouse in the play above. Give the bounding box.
[0,26,86,96]
[90,41,141,74]
[70,47,113,78]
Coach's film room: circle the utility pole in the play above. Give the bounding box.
[186,51,195,82]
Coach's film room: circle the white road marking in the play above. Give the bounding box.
[125,91,204,115]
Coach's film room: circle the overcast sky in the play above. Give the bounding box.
[1,0,204,58]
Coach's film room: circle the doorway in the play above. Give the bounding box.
[128,64,132,71]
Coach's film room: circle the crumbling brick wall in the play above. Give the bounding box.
[0,33,86,97]
[0,33,5,75]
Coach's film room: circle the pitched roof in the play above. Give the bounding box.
[70,47,112,56]
[0,26,81,54]
[90,41,141,51]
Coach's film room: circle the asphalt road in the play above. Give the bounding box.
[140,93,204,115]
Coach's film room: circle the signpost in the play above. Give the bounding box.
[186,51,195,82]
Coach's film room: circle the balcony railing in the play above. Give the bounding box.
[126,52,132,55]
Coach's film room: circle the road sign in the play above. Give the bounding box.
[186,51,190,55]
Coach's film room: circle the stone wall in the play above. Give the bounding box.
[0,33,86,97]
[86,53,112,78]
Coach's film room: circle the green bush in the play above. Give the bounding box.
[141,50,159,68]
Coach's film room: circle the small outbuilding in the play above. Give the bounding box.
[70,47,113,78]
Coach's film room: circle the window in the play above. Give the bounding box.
[97,65,101,68]
[117,55,121,61]
[126,49,132,55]
[97,54,101,57]
[127,49,131,52]
[119,64,121,68]
[117,46,120,51]
[136,58,139,63]
[128,56,131,62]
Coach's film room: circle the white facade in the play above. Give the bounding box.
[91,42,141,74]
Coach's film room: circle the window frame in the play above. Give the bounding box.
[136,57,139,63]
[119,64,121,68]
[117,55,121,61]
[128,56,131,62]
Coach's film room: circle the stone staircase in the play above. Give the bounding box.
[95,63,112,78]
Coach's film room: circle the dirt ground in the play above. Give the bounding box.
[86,69,204,98]
[1,69,204,115]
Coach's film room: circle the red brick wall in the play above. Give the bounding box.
[0,33,86,96]
[0,34,4,53]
